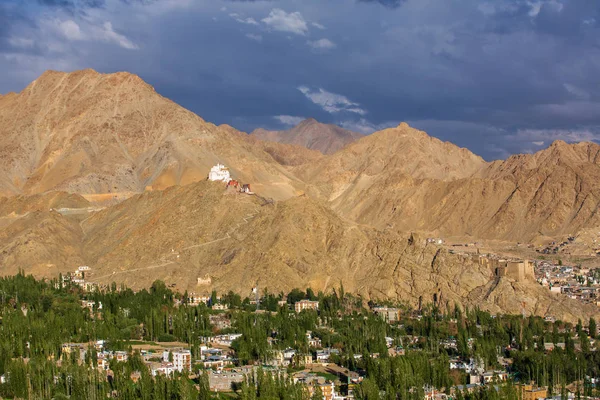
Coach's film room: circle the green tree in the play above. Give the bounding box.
[287,289,306,305]
[311,384,323,400]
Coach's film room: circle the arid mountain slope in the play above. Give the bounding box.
[298,122,487,192]
[302,123,600,241]
[471,140,600,239]
[244,135,324,167]
[0,192,90,277]
[0,181,594,323]
[252,118,362,155]
[0,69,303,200]
[4,70,600,241]
[0,191,89,215]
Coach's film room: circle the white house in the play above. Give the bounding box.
[152,362,176,377]
[163,349,191,373]
[208,164,231,183]
[283,348,296,360]
[295,300,319,313]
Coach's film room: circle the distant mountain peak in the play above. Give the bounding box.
[299,117,318,124]
[550,139,568,147]
[251,118,362,154]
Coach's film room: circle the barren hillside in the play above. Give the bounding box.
[304,123,600,241]
[0,69,303,200]
[0,181,595,323]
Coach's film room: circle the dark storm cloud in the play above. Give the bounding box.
[357,0,406,8]
[37,0,100,5]
[223,0,405,6]
[35,0,155,10]
[36,0,106,9]
[534,1,600,37]
[0,5,12,39]
[0,2,34,49]
[2,0,600,160]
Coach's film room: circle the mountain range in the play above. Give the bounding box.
[0,69,599,323]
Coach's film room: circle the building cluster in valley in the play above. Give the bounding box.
[59,266,98,292]
[434,235,600,310]
[208,163,253,194]
[477,252,599,308]
[47,293,593,400]
[7,259,599,400]
[23,232,598,399]
[535,261,600,306]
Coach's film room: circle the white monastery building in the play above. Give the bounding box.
[208,164,231,183]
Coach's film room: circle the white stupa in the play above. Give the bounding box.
[208,164,231,182]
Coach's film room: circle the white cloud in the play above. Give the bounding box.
[307,38,336,51]
[246,33,263,42]
[262,9,308,36]
[312,22,326,30]
[49,19,137,50]
[298,86,366,115]
[58,20,85,41]
[564,83,590,100]
[8,37,34,49]
[532,141,544,146]
[93,22,138,50]
[525,0,562,17]
[527,1,542,17]
[243,17,259,25]
[583,18,596,26]
[230,13,259,25]
[273,115,305,126]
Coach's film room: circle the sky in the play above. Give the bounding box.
[0,0,599,160]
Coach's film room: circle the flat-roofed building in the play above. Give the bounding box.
[295,300,319,313]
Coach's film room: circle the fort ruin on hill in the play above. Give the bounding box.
[478,256,535,282]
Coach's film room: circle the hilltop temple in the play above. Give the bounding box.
[208,164,231,182]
